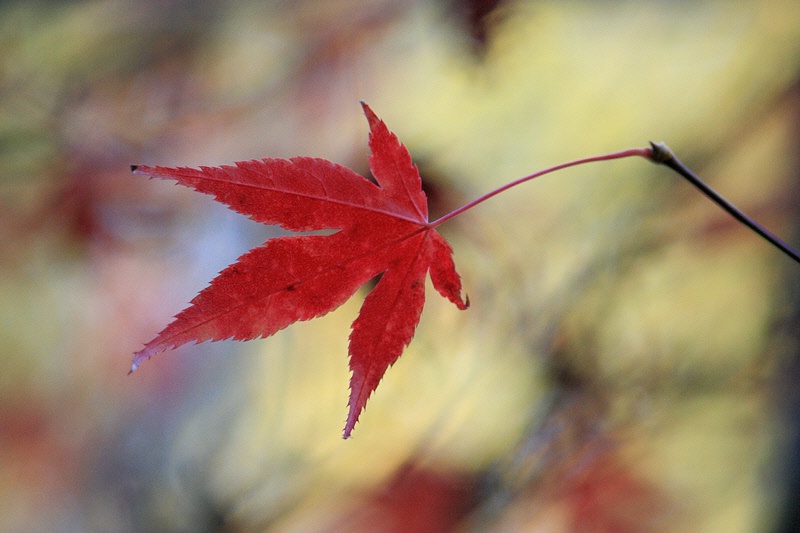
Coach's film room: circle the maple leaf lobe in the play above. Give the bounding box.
[132,103,468,439]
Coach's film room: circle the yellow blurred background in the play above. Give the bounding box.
[2,0,799,531]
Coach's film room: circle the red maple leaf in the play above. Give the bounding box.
[131,103,468,437]
[133,104,772,438]
[131,102,776,438]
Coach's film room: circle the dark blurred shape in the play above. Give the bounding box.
[443,0,509,56]
[770,78,800,533]
[9,158,178,254]
[773,335,800,533]
[562,455,669,533]
[329,463,480,533]
[417,159,470,223]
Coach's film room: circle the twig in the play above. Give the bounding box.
[648,141,800,264]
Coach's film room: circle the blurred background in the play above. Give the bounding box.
[2,0,800,531]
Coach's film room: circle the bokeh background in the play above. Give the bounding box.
[2,0,800,531]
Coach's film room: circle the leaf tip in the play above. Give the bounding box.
[344,372,372,439]
[360,101,379,127]
[129,348,152,374]
[343,405,363,439]
[131,164,153,175]
[343,400,360,439]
